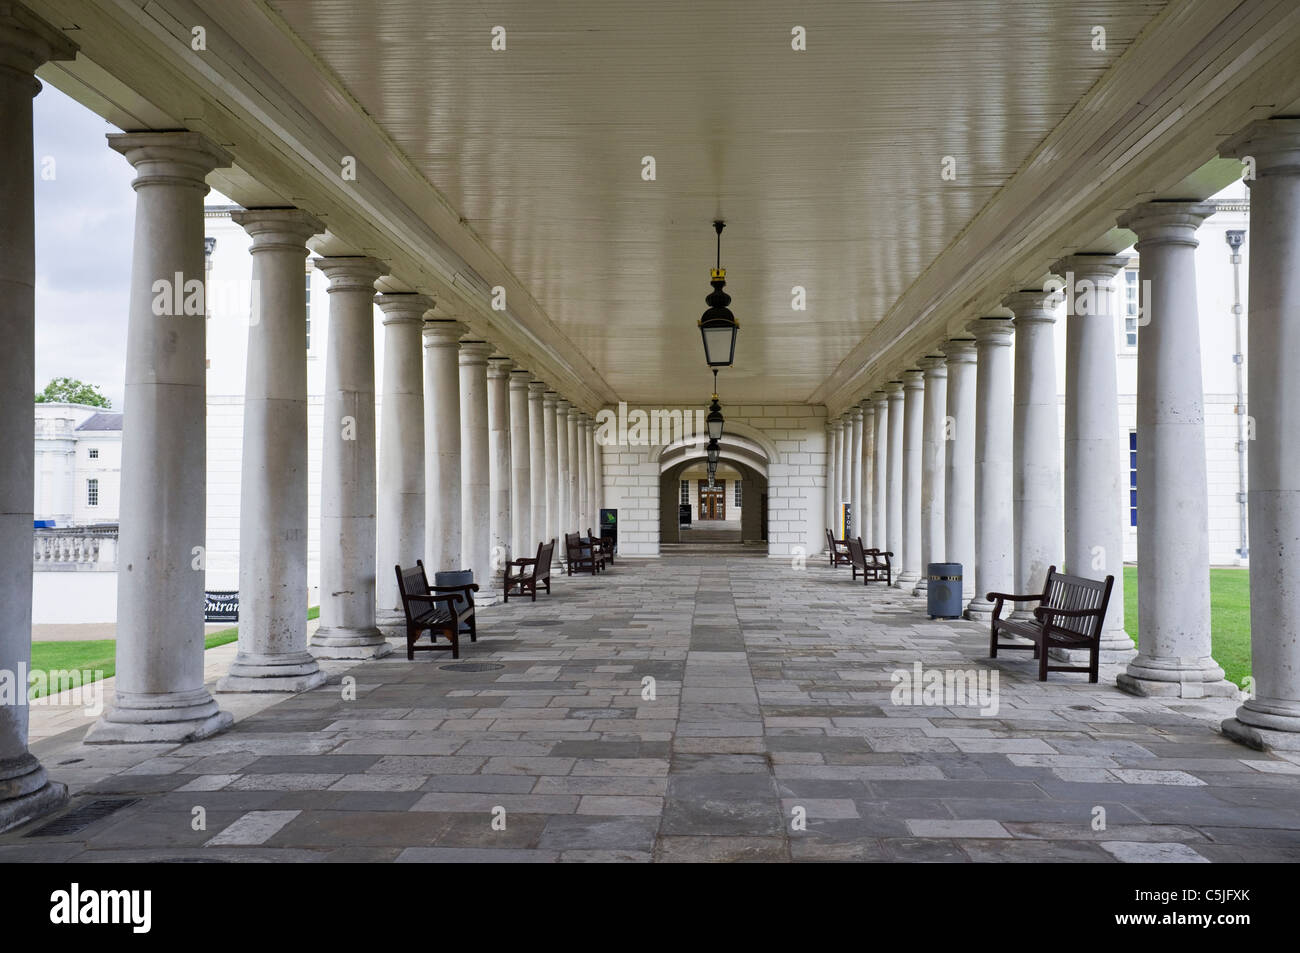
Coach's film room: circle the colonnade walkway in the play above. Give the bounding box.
[4,555,1298,863]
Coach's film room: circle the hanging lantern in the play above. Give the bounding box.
[699,221,739,367]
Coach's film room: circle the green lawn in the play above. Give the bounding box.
[27,606,320,700]
[1123,567,1251,688]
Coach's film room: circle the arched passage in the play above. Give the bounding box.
[656,425,772,552]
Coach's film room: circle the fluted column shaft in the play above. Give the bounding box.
[486,357,513,587]
[1221,119,1300,741]
[309,256,389,658]
[943,338,977,600]
[459,341,493,588]
[577,414,590,532]
[0,8,75,823]
[219,208,327,689]
[859,400,874,547]
[871,393,888,550]
[897,370,924,589]
[422,321,465,572]
[556,399,572,542]
[88,131,236,742]
[916,357,947,595]
[1058,256,1133,659]
[1117,202,1231,697]
[543,393,560,560]
[966,318,1014,620]
[1007,289,1063,618]
[566,407,580,532]
[527,382,548,552]
[509,370,533,560]
[886,382,904,568]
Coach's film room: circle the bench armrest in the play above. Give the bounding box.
[986,591,1042,604]
[509,557,537,565]
[405,592,459,608]
[430,582,480,594]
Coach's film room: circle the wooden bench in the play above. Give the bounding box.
[847,537,893,586]
[565,531,604,575]
[504,539,554,602]
[587,526,614,565]
[394,560,479,660]
[987,565,1113,682]
[826,528,852,568]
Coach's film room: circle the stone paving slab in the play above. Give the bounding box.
[4,554,1297,862]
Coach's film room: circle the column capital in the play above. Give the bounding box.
[859,397,874,415]
[870,390,889,406]
[528,380,548,398]
[942,337,978,363]
[543,391,559,408]
[108,131,232,190]
[849,405,864,421]
[885,380,905,398]
[966,316,1014,344]
[1219,117,1300,177]
[0,4,78,79]
[1053,253,1129,282]
[509,368,533,390]
[315,255,387,291]
[1118,200,1215,249]
[421,319,466,347]
[230,207,323,252]
[1003,288,1060,323]
[567,406,582,421]
[556,397,572,414]
[487,356,515,379]
[918,353,948,376]
[902,368,925,390]
[375,292,434,325]
[458,340,493,364]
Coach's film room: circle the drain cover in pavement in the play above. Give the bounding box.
[25,797,139,837]
[440,662,506,672]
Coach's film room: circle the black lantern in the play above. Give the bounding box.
[699,221,739,367]
[706,376,725,441]
[706,438,720,466]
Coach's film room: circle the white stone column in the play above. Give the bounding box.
[509,368,532,560]
[1115,201,1232,697]
[528,381,548,551]
[848,410,863,539]
[1005,289,1063,619]
[871,392,888,549]
[422,320,465,572]
[1058,255,1134,660]
[590,422,603,523]
[556,398,571,538]
[0,7,75,824]
[577,413,590,531]
[372,293,432,637]
[459,340,493,589]
[1221,119,1300,744]
[825,421,838,535]
[543,392,560,559]
[943,337,977,600]
[915,356,948,595]
[87,131,234,743]
[218,208,327,691]
[965,318,1014,621]
[567,406,580,531]
[487,356,513,587]
[309,256,389,659]
[886,381,904,570]
[860,399,874,547]
[897,369,924,590]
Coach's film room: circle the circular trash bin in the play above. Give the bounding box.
[927,562,963,620]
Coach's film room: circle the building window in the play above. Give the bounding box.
[1128,431,1137,528]
[305,268,313,350]
[87,478,99,507]
[88,448,99,459]
[734,482,742,507]
[680,480,689,504]
[1123,268,1139,348]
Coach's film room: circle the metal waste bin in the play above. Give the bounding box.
[926,563,963,620]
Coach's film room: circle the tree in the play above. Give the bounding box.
[34,377,111,408]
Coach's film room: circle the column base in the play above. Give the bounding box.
[1221,715,1300,753]
[85,688,233,744]
[216,651,327,693]
[911,579,928,597]
[1049,629,1136,665]
[375,610,406,638]
[964,598,994,623]
[894,571,920,589]
[0,754,70,835]
[1116,656,1237,700]
[309,626,393,660]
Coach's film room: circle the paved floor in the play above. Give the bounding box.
[5,552,1299,862]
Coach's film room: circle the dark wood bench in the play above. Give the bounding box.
[565,531,604,575]
[826,528,851,568]
[587,527,614,565]
[847,537,893,586]
[394,560,479,660]
[504,539,554,602]
[987,565,1113,682]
